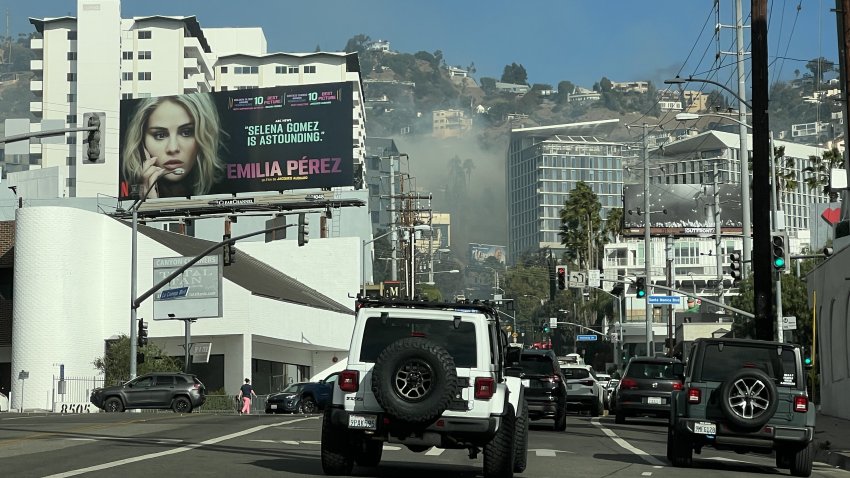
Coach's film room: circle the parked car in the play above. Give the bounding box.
[604,378,619,411]
[90,372,206,413]
[612,356,683,423]
[266,373,339,414]
[596,373,612,389]
[519,349,568,431]
[561,365,604,416]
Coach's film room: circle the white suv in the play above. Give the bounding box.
[321,298,528,478]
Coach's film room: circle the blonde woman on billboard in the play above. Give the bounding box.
[122,93,227,199]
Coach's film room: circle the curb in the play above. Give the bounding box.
[814,444,850,471]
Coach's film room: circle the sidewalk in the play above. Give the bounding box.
[814,410,850,471]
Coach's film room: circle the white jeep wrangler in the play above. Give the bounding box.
[321,297,528,478]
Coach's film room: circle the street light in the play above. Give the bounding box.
[666,76,752,278]
[128,168,184,380]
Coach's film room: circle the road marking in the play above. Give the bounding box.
[590,418,665,466]
[641,472,653,476]
[42,416,318,478]
[425,447,444,456]
[528,448,574,457]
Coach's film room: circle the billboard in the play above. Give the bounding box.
[152,255,223,320]
[469,243,507,265]
[119,83,354,200]
[623,183,744,236]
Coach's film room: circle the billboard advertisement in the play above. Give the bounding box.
[469,243,507,265]
[623,183,744,236]
[152,255,223,320]
[119,83,354,200]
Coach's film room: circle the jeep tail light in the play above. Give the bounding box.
[339,370,359,393]
[672,381,683,391]
[620,378,638,390]
[474,377,495,399]
[794,395,808,412]
[687,387,701,404]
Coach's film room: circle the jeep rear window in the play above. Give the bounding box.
[625,362,679,379]
[360,316,477,367]
[518,354,557,375]
[699,343,798,385]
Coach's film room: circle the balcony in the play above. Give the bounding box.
[183,57,199,72]
[30,101,43,117]
[29,143,42,155]
[30,80,43,95]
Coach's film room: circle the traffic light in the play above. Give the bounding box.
[729,252,742,282]
[298,213,309,246]
[223,234,236,266]
[635,276,646,298]
[137,318,149,347]
[556,265,566,290]
[771,232,788,271]
[541,319,551,334]
[83,112,105,163]
[802,346,813,368]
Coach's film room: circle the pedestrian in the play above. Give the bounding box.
[238,378,257,415]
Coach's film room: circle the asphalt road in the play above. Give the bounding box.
[0,411,846,478]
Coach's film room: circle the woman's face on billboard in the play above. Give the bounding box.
[143,100,199,181]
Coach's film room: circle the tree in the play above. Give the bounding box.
[706,90,728,111]
[480,77,497,94]
[92,335,182,386]
[599,77,613,92]
[558,182,604,269]
[603,208,624,243]
[804,147,843,202]
[501,62,528,85]
[805,57,835,84]
[343,34,371,54]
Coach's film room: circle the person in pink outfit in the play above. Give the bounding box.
[238,378,257,415]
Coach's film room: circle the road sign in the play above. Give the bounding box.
[567,272,585,288]
[648,295,681,305]
[549,317,558,329]
[587,270,601,288]
[159,287,189,300]
[191,342,212,363]
[576,334,598,341]
[782,316,797,331]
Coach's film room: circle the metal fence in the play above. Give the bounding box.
[52,375,104,411]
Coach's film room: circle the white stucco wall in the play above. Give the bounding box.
[10,206,356,411]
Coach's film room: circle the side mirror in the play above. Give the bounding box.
[505,366,523,378]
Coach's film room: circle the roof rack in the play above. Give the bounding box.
[355,295,500,317]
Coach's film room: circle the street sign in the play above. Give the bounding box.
[587,270,601,288]
[159,287,189,300]
[576,334,598,341]
[549,317,558,329]
[648,295,681,305]
[567,271,586,288]
[782,316,797,331]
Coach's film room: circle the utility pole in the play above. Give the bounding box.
[642,123,654,357]
[735,0,752,276]
[665,236,674,356]
[389,155,398,282]
[839,0,850,223]
[751,0,774,340]
[711,162,724,304]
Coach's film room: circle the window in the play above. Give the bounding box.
[234,66,258,74]
[122,51,133,60]
[67,52,77,61]
[67,31,77,40]
[122,93,133,99]
[138,72,151,81]
[67,94,76,103]
[220,66,228,73]
[221,86,228,91]
[288,66,299,74]
[360,316,478,368]
[66,135,77,145]
[275,65,287,74]
[138,93,151,98]
[235,86,258,90]
[304,65,316,73]
[122,72,133,81]
[66,115,77,124]
[138,30,151,39]
[138,51,152,60]
[67,73,76,81]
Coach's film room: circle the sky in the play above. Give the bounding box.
[8,0,841,90]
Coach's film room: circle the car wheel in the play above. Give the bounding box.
[353,438,383,467]
[668,427,693,467]
[172,396,192,413]
[483,403,515,478]
[790,443,813,477]
[321,409,354,475]
[513,397,529,473]
[299,396,318,414]
[371,337,458,425]
[719,368,778,430]
[104,397,124,413]
[553,397,567,431]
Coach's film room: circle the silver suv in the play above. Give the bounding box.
[668,338,815,477]
[321,298,528,478]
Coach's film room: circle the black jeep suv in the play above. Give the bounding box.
[90,372,206,413]
[517,349,567,431]
[667,338,815,477]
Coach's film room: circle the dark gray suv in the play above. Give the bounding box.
[90,372,206,413]
[612,356,683,423]
[667,338,815,477]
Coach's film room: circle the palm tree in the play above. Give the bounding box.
[558,182,603,269]
[803,147,843,202]
[603,208,624,243]
[771,145,799,209]
[462,158,476,186]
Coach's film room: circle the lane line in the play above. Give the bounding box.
[43,416,318,478]
[425,447,444,456]
[590,418,665,466]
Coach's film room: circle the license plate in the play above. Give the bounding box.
[348,414,377,430]
[647,397,663,405]
[694,422,716,435]
[270,404,277,410]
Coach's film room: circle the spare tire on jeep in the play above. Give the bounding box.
[719,367,779,430]
[371,337,458,425]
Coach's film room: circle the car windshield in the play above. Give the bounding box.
[361,315,477,367]
[519,354,556,375]
[626,362,679,379]
[700,343,798,385]
[561,368,591,379]
[281,383,306,393]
